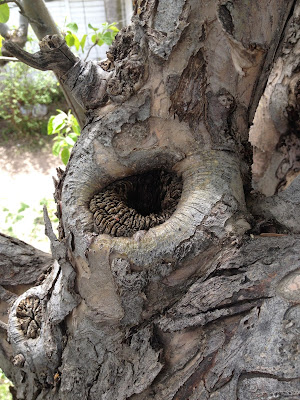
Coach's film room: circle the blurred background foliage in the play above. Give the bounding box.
[0,61,65,145]
[0,369,12,400]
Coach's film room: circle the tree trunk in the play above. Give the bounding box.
[103,0,123,27]
[1,1,300,399]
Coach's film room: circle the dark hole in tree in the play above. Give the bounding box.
[89,169,183,237]
[127,170,167,215]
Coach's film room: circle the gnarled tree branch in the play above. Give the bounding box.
[0,233,53,287]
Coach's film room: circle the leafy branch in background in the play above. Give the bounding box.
[0,368,12,400]
[48,22,119,164]
[0,61,63,138]
[62,22,86,53]
[0,3,119,163]
[1,198,58,247]
[62,21,119,61]
[2,202,29,237]
[47,110,80,165]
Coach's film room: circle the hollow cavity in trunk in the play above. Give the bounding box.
[89,169,183,237]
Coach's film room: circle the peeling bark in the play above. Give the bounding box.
[250,2,300,196]
[1,1,300,399]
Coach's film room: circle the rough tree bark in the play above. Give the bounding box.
[1,0,300,399]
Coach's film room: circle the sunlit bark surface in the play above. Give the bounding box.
[1,1,300,399]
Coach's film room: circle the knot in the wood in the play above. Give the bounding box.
[16,296,42,339]
[12,353,25,367]
[89,170,182,237]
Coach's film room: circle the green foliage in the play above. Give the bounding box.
[30,198,58,240]
[0,19,118,147]
[89,22,119,47]
[46,21,119,164]
[47,110,80,165]
[0,4,9,23]
[0,62,63,138]
[0,369,12,400]
[1,198,58,247]
[3,202,30,236]
[63,21,119,53]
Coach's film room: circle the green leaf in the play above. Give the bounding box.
[88,23,98,32]
[108,24,119,33]
[73,34,80,51]
[80,34,87,52]
[52,113,66,132]
[18,203,29,212]
[56,109,68,117]
[65,33,75,47]
[91,34,98,44]
[52,141,61,156]
[65,135,75,146]
[66,22,78,33]
[47,115,55,135]
[103,31,113,45]
[0,4,9,23]
[0,34,3,49]
[61,147,70,165]
[68,132,79,142]
[72,122,80,135]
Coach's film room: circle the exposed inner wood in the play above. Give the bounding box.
[89,170,183,237]
[16,296,42,339]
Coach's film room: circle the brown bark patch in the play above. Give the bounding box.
[170,49,207,131]
[276,80,300,192]
[16,296,42,339]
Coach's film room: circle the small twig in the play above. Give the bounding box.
[0,55,19,61]
[84,41,98,62]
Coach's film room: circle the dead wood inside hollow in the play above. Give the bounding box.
[89,169,183,237]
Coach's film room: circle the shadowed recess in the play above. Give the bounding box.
[89,170,183,237]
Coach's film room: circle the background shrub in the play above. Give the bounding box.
[0,61,64,138]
